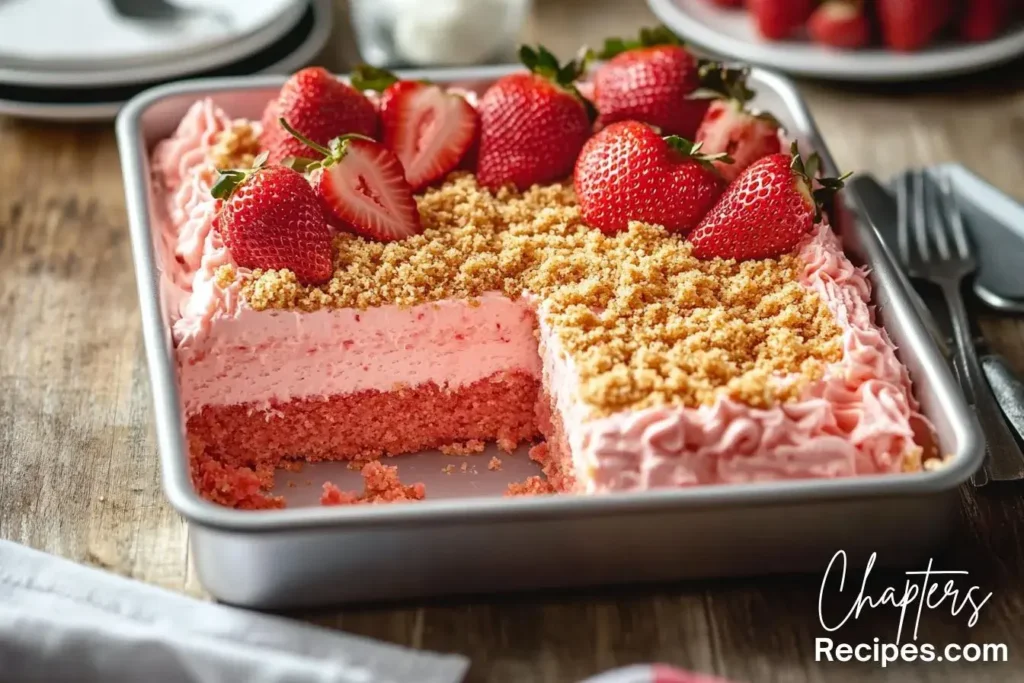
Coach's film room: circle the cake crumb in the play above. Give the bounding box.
[320,462,426,506]
[497,436,519,453]
[210,120,261,170]
[441,464,455,475]
[488,456,502,471]
[440,440,486,456]
[280,459,303,473]
[460,461,469,473]
[347,459,371,471]
[528,443,550,464]
[320,482,359,506]
[505,476,557,496]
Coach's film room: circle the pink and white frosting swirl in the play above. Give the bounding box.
[151,98,231,193]
[560,224,930,492]
[150,99,244,338]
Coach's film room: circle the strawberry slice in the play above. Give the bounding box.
[279,119,422,243]
[351,66,479,191]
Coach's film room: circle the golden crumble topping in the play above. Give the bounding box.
[210,121,261,170]
[240,173,843,414]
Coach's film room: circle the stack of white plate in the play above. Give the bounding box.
[0,0,333,121]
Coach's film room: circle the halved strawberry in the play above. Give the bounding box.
[279,119,422,243]
[693,65,783,182]
[351,65,479,191]
[688,142,850,261]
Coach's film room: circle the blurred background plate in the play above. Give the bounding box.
[0,0,307,87]
[0,0,331,122]
[0,0,304,71]
[647,0,1024,81]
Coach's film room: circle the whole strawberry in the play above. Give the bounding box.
[808,0,872,49]
[693,65,782,182]
[279,119,422,243]
[688,143,850,261]
[476,45,594,191]
[212,153,333,284]
[749,0,815,40]
[259,67,378,164]
[574,121,729,236]
[350,65,479,191]
[592,26,709,139]
[960,0,1009,42]
[877,0,953,51]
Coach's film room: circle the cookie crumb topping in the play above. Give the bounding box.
[240,173,842,414]
[210,121,261,170]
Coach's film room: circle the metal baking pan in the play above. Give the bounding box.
[116,66,983,608]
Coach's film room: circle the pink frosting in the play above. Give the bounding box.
[557,224,928,493]
[154,98,928,490]
[151,98,231,193]
[176,293,541,415]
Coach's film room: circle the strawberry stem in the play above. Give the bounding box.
[279,118,333,158]
[350,64,399,92]
[210,151,268,200]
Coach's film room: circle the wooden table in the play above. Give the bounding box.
[2,1,1023,680]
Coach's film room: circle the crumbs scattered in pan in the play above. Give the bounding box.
[320,462,425,506]
[505,476,556,496]
[488,457,502,471]
[440,440,486,456]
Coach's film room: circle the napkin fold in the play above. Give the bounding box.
[0,541,469,683]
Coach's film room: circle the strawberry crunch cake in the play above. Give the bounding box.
[152,31,935,509]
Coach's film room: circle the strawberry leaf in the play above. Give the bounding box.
[350,64,399,92]
[789,141,852,222]
[520,43,594,117]
[693,63,756,105]
[639,25,683,47]
[211,169,249,200]
[536,45,561,76]
[519,45,539,72]
[282,156,321,173]
[664,136,734,169]
[597,25,682,59]
[597,37,636,59]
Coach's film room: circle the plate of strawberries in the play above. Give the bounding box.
[646,0,1024,80]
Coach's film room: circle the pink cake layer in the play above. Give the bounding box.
[154,99,933,508]
[189,370,540,508]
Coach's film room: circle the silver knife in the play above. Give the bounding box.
[983,354,1024,451]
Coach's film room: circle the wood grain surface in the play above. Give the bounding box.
[3,1,1024,680]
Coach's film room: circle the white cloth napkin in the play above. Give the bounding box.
[0,541,469,683]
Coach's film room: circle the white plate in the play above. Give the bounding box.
[0,0,303,71]
[0,1,307,88]
[647,0,1024,81]
[0,0,332,123]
